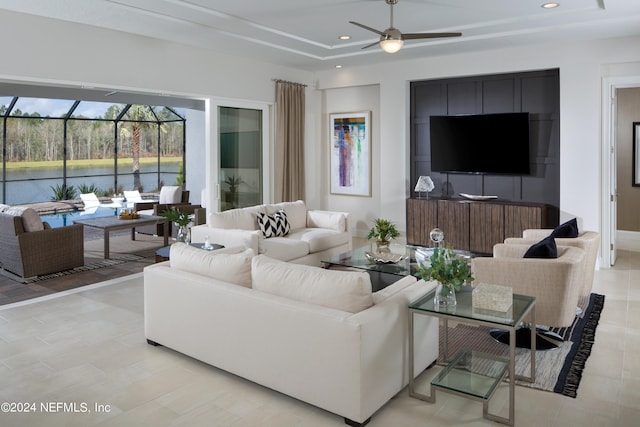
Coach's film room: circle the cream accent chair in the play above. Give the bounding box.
[472,243,586,349]
[505,229,600,300]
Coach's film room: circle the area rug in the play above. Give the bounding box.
[437,293,605,398]
[21,252,152,284]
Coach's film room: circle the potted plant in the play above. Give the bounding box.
[161,207,192,243]
[367,218,400,249]
[416,246,474,308]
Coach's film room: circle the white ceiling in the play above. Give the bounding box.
[1,0,640,71]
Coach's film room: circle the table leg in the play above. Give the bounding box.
[104,229,110,259]
[162,222,169,246]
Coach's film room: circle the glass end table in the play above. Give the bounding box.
[408,288,536,426]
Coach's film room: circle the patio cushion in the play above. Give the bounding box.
[159,186,182,204]
[2,206,45,232]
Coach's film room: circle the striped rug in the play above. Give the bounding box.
[436,293,605,398]
[22,249,157,284]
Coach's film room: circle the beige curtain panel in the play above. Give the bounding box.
[274,80,306,203]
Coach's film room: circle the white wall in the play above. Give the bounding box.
[322,85,381,237]
[312,35,640,239]
[0,9,315,207]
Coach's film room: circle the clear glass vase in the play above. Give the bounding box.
[176,224,190,244]
[434,282,457,308]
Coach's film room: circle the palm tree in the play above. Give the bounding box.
[119,105,167,190]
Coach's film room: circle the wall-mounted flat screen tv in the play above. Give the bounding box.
[430,112,530,175]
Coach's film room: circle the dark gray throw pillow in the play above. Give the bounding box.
[550,218,579,238]
[523,235,558,259]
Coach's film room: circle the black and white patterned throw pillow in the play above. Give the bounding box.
[257,210,291,238]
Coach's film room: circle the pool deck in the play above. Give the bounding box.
[17,194,159,215]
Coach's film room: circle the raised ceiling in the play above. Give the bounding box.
[1,0,639,71]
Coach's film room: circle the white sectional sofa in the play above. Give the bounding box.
[189,200,351,265]
[144,243,439,426]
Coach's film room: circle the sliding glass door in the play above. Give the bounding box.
[218,106,266,211]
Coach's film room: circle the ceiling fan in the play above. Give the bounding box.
[349,0,462,53]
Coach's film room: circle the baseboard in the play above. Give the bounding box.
[617,230,640,241]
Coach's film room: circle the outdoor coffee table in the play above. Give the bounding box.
[74,215,169,259]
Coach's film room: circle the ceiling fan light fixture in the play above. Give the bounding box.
[380,38,403,53]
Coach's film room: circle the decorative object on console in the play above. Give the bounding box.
[414,176,434,199]
[367,218,400,249]
[416,246,474,309]
[330,111,371,196]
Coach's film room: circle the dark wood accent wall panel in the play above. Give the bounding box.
[407,198,550,254]
[469,203,505,254]
[409,69,560,222]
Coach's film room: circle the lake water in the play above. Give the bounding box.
[3,164,178,205]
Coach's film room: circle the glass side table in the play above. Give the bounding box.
[408,288,536,426]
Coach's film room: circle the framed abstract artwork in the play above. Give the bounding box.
[330,111,371,196]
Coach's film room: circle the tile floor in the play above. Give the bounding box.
[0,240,638,426]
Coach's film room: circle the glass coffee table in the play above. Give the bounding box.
[322,243,471,290]
[408,289,536,426]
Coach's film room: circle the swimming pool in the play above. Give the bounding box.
[40,206,122,228]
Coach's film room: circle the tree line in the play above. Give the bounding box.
[0,105,184,164]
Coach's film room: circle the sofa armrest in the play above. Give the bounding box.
[307,210,352,233]
[190,225,260,253]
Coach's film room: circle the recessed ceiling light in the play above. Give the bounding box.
[339,35,351,40]
[542,2,559,8]
[335,65,343,69]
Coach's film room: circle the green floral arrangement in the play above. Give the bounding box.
[416,246,474,291]
[367,218,400,243]
[160,208,191,227]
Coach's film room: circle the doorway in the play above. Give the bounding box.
[602,76,640,267]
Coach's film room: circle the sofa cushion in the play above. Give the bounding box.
[257,210,291,238]
[287,228,350,253]
[1,206,45,232]
[307,210,347,232]
[251,255,374,313]
[259,237,310,261]
[170,243,254,287]
[266,200,307,230]
[209,204,265,230]
[159,186,182,204]
[523,235,558,259]
[550,218,579,238]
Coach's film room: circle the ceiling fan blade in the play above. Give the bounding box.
[361,40,382,50]
[402,32,462,40]
[349,21,385,36]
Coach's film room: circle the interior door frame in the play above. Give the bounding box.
[601,75,640,267]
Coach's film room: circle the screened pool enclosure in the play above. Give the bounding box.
[0,96,185,205]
